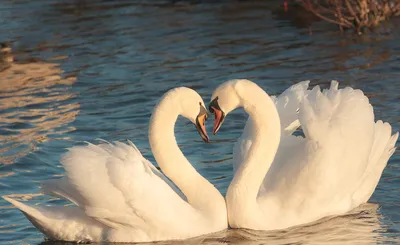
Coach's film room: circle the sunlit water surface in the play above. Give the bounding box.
[0,1,399,244]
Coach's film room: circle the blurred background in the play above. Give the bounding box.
[0,0,399,244]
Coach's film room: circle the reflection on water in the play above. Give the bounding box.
[25,203,396,245]
[218,204,395,245]
[0,46,78,165]
[0,1,399,244]
[166,204,398,245]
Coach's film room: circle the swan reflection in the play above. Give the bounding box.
[33,203,396,245]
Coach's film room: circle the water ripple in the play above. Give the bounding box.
[0,0,399,244]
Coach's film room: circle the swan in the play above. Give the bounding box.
[208,79,398,231]
[3,87,227,243]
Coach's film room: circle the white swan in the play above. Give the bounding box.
[208,79,398,231]
[3,87,227,243]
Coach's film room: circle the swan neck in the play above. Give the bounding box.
[230,86,281,200]
[148,95,225,219]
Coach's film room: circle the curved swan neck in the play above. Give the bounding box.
[229,83,281,201]
[148,92,225,217]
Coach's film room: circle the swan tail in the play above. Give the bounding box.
[3,196,50,226]
[2,196,102,242]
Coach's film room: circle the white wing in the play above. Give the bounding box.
[61,141,195,228]
[17,140,202,241]
[233,80,310,173]
[259,81,398,222]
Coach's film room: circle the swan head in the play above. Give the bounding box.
[208,80,245,134]
[173,87,210,143]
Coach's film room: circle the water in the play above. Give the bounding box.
[0,0,399,244]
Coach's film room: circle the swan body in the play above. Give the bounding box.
[209,79,398,231]
[3,88,227,243]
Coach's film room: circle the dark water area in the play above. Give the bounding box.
[0,0,399,244]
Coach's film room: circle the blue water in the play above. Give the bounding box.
[1,1,399,244]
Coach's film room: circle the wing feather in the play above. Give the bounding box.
[260,81,397,220]
[48,141,195,232]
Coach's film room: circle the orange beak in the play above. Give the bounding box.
[195,113,209,143]
[210,106,225,135]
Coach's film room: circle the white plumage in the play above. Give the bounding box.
[3,87,227,243]
[211,79,397,230]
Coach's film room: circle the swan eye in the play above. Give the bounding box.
[208,97,220,114]
[198,103,208,118]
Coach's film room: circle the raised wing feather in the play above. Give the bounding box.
[45,141,196,233]
[41,177,85,206]
[260,81,397,221]
[273,80,310,135]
